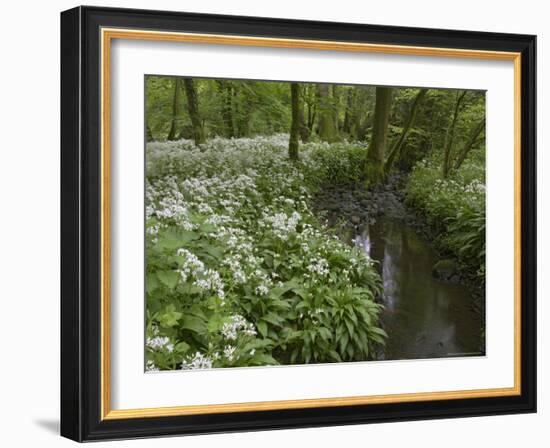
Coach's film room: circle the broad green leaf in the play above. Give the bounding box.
[157,230,199,250]
[146,273,159,294]
[174,341,190,353]
[257,321,268,338]
[262,313,283,326]
[181,315,207,334]
[158,305,182,328]
[157,270,179,290]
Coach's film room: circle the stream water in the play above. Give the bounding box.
[355,217,484,360]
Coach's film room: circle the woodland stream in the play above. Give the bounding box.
[355,217,483,360]
[315,181,485,361]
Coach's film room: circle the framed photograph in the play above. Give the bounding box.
[60,6,536,441]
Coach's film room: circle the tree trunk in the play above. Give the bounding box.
[307,102,316,137]
[366,87,393,186]
[342,88,354,137]
[453,117,486,171]
[183,78,206,146]
[385,88,428,171]
[217,80,234,138]
[230,84,251,138]
[316,83,338,142]
[332,85,341,133]
[298,105,309,143]
[442,90,467,178]
[167,78,181,141]
[289,82,301,160]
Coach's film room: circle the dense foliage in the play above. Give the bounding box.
[145,76,487,370]
[406,155,486,281]
[405,90,486,281]
[145,136,386,371]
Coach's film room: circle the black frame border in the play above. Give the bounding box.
[61,5,536,442]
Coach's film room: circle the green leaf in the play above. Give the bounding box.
[146,273,159,294]
[207,315,224,333]
[242,339,272,353]
[257,321,268,338]
[262,313,283,326]
[251,353,278,365]
[269,298,292,310]
[370,327,388,338]
[158,304,182,327]
[346,344,354,359]
[346,309,358,326]
[329,350,342,362]
[199,223,217,234]
[318,327,332,341]
[157,270,179,290]
[174,341,190,353]
[202,245,224,260]
[344,317,355,338]
[181,315,207,334]
[157,230,199,250]
[339,331,349,353]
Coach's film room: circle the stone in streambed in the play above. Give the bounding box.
[324,202,340,211]
[351,215,361,225]
[432,259,458,281]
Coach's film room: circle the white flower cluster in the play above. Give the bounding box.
[255,284,269,296]
[145,135,383,370]
[193,269,225,299]
[223,345,237,362]
[146,178,196,232]
[261,210,301,241]
[181,352,213,370]
[177,248,205,281]
[146,360,159,372]
[306,257,330,277]
[146,335,174,353]
[415,161,486,212]
[177,248,225,299]
[464,179,486,194]
[221,314,257,341]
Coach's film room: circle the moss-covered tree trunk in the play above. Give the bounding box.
[233,84,251,138]
[366,87,393,186]
[167,78,181,141]
[183,78,206,146]
[342,88,355,138]
[289,82,301,160]
[453,117,485,171]
[307,100,316,138]
[216,80,234,138]
[442,90,467,178]
[316,83,338,142]
[385,88,428,171]
[332,84,341,133]
[298,97,310,143]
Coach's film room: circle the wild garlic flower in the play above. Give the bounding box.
[306,257,330,276]
[146,335,173,353]
[181,352,213,370]
[221,314,256,341]
[146,360,159,372]
[255,284,269,296]
[223,345,237,362]
[177,248,205,282]
[193,269,225,299]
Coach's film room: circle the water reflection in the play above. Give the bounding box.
[355,217,484,360]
